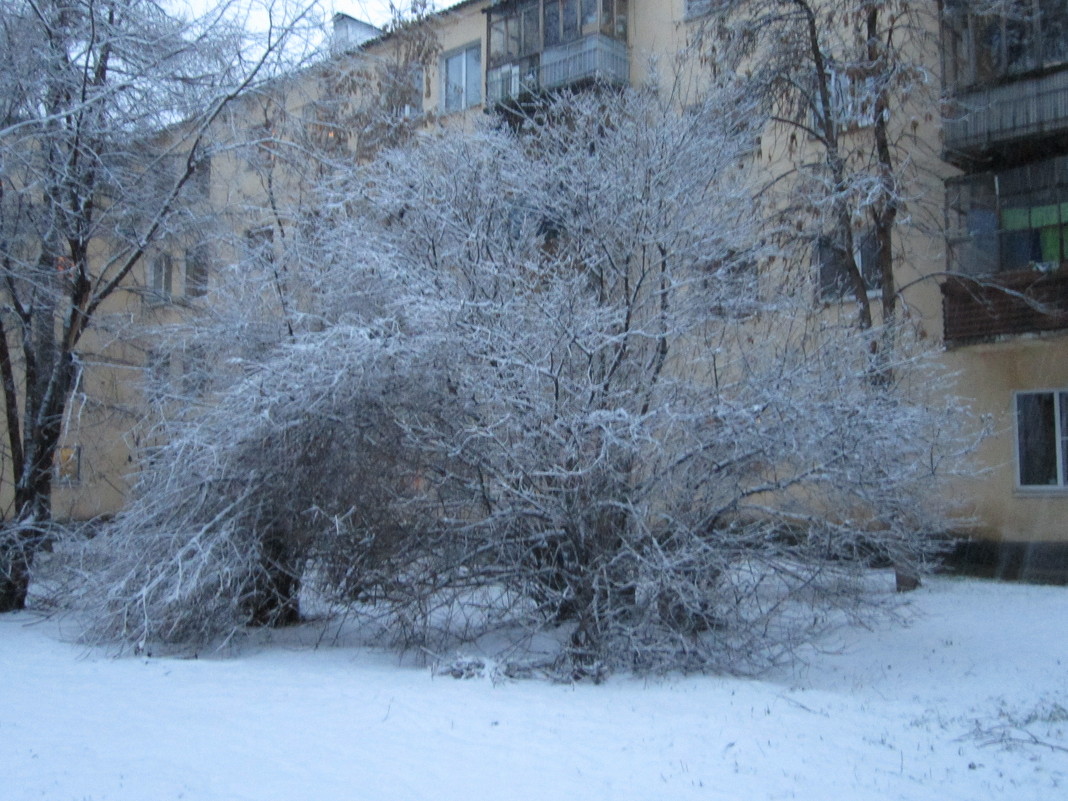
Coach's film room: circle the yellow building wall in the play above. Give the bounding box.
[943,338,1068,543]
[28,0,1068,545]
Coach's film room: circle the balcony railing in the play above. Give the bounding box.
[941,268,1068,347]
[487,34,629,105]
[944,70,1068,158]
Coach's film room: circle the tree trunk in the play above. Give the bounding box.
[0,350,72,613]
[245,526,302,627]
[0,533,31,612]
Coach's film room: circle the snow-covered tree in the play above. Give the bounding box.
[0,0,318,611]
[695,0,969,355]
[77,86,973,674]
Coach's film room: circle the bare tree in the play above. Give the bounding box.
[74,86,975,675]
[697,0,960,356]
[0,0,316,611]
[73,1,442,631]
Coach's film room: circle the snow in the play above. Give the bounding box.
[3,576,1066,801]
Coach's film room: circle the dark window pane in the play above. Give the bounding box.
[1018,393,1058,486]
[490,19,506,60]
[545,1,560,47]
[1001,229,1041,272]
[815,228,879,298]
[185,244,209,298]
[582,0,597,26]
[562,0,579,41]
[965,208,1000,276]
[1041,0,1068,65]
[1061,392,1068,483]
[522,5,540,53]
[507,16,520,57]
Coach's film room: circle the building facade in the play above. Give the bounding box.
[34,0,1068,557]
[938,1,1068,550]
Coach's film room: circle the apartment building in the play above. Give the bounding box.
[36,0,1067,563]
[938,2,1068,556]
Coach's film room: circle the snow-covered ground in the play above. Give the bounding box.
[3,576,1066,801]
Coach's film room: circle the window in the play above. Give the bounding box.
[150,253,173,303]
[253,123,277,167]
[814,228,880,299]
[947,157,1068,277]
[545,1,561,46]
[1016,391,1068,488]
[189,156,211,203]
[490,2,541,63]
[542,0,581,46]
[582,0,598,27]
[185,243,210,298]
[442,43,481,113]
[561,0,579,41]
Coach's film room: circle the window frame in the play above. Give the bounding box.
[1014,389,1068,491]
[441,42,482,114]
[149,252,174,304]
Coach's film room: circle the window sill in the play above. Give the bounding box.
[818,289,880,306]
[1013,486,1068,497]
[440,104,483,116]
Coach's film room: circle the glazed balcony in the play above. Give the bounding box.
[944,158,1068,345]
[487,34,628,104]
[485,1,629,106]
[941,3,1068,163]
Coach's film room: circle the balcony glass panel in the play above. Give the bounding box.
[545,1,560,46]
[562,0,579,42]
[522,4,540,54]
[490,18,506,60]
[944,1,1068,89]
[947,158,1068,276]
[582,0,597,27]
